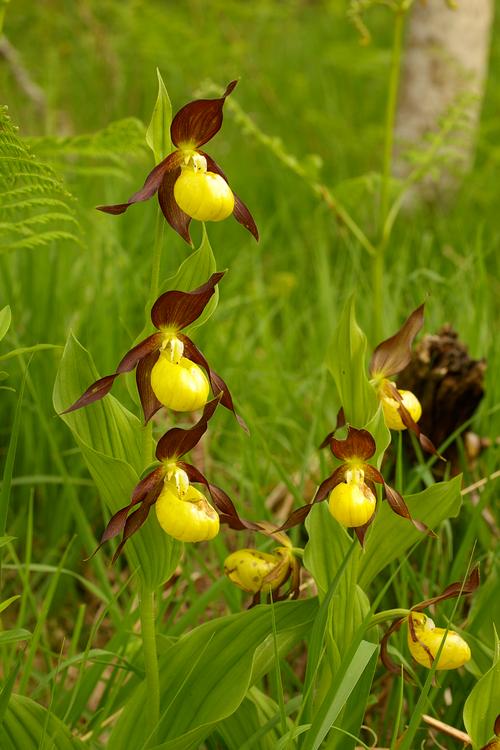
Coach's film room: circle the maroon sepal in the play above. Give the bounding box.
[62,333,162,415]
[158,166,192,245]
[370,304,424,378]
[155,396,221,461]
[384,380,440,458]
[330,426,376,462]
[88,466,165,561]
[202,152,259,242]
[111,480,163,563]
[151,272,225,330]
[97,151,183,216]
[380,618,411,679]
[354,509,376,546]
[384,483,432,535]
[136,350,162,424]
[181,335,248,431]
[319,409,345,449]
[170,81,237,149]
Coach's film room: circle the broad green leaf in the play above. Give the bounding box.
[146,68,172,164]
[53,333,181,589]
[463,635,500,749]
[301,640,379,750]
[327,646,378,750]
[326,295,379,429]
[0,694,84,749]
[160,225,219,331]
[0,305,11,341]
[359,475,463,587]
[216,687,280,750]
[108,598,317,750]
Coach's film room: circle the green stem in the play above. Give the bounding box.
[140,587,160,743]
[367,608,410,629]
[148,207,165,311]
[373,6,405,340]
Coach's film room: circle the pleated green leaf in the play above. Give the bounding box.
[108,598,317,750]
[326,294,380,429]
[0,694,84,749]
[463,634,500,749]
[359,475,463,587]
[53,333,181,589]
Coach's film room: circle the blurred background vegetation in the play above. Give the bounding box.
[1,1,499,745]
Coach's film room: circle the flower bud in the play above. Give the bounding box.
[407,612,471,670]
[328,479,376,528]
[150,353,209,412]
[224,548,289,594]
[174,168,235,222]
[381,387,422,431]
[155,482,219,542]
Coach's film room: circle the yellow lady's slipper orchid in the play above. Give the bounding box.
[224,548,289,594]
[98,81,258,245]
[407,611,471,670]
[369,304,437,455]
[381,385,422,431]
[156,482,219,543]
[63,273,246,429]
[150,349,209,412]
[328,471,376,528]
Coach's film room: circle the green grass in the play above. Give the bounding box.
[1,1,499,748]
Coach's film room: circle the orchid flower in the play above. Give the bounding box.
[98,81,258,245]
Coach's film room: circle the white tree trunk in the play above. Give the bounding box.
[394,0,494,200]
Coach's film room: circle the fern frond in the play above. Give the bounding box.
[0,105,80,252]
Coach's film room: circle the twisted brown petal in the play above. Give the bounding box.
[412,566,480,612]
[383,380,440,457]
[97,151,183,215]
[170,81,237,149]
[180,335,248,431]
[151,273,225,330]
[370,304,424,378]
[62,333,162,415]
[384,483,432,535]
[178,461,259,531]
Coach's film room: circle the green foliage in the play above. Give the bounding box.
[0,106,80,252]
[463,634,500,749]
[0,694,84,749]
[107,599,317,749]
[53,333,181,589]
[146,68,172,164]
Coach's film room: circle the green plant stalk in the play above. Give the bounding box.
[140,587,160,741]
[373,7,405,340]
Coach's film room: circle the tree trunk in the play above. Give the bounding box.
[394,0,494,201]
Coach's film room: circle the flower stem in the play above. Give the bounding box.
[368,608,410,629]
[140,586,160,743]
[373,6,405,340]
[148,207,166,311]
